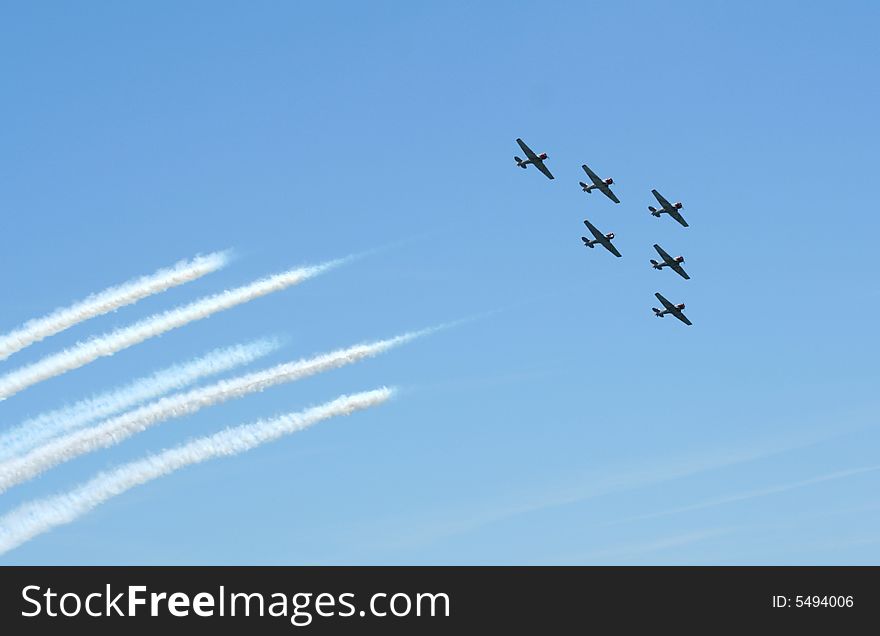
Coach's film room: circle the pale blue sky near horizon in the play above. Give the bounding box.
[1,1,878,564]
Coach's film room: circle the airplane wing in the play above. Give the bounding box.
[533,160,554,180]
[653,243,673,264]
[583,219,603,242]
[601,239,622,258]
[671,308,693,326]
[668,209,689,227]
[599,185,620,204]
[516,138,539,162]
[581,164,602,187]
[651,189,673,210]
[654,292,676,312]
[670,262,690,280]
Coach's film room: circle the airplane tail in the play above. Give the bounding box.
[652,307,663,317]
[579,181,591,192]
[514,156,526,168]
[650,259,659,267]
[648,205,657,213]
[581,237,594,248]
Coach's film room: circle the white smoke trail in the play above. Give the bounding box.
[0,330,423,493]
[0,338,281,461]
[0,252,229,361]
[0,258,344,400]
[0,388,393,556]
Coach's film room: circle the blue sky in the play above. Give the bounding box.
[1,1,878,564]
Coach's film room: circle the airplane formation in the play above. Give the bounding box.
[514,137,693,326]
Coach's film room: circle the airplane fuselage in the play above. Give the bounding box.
[649,202,683,216]
[653,304,686,318]
[582,179,613,193]
[651,257,684,270]
[515,153,548,169]
[584,232,614,249]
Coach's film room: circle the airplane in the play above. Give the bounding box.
[579,164,620,203]
[652,292,692,326]
[648,189,688,227]
[581,219,622,257]
[514,138,554,180]
[650,243,690,280]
